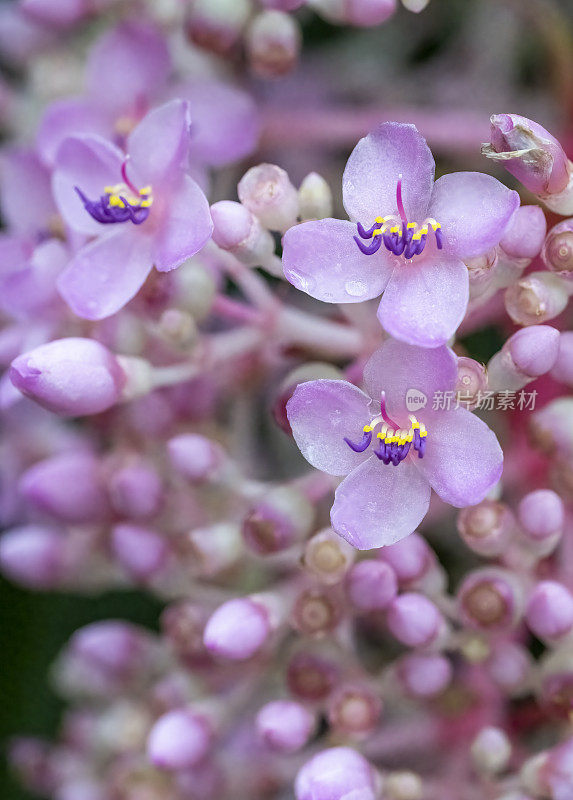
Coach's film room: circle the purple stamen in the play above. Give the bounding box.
[356,221,378,239]
[75,186,151,227]
[435,228,444,249]
[353,235,382,255]
[344,430,373,453]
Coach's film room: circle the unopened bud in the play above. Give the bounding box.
[455,356,488,408]
[499,205,547,260]
[238,163,299,233]
[396,653,452,698]
[517,489,564,555]
[541,218,573,278]
[486,641,532,695]
[525,581,573,642]
[175,259,217,322]
[108,460,163,520]
[243,485,314,554]
[292,587,343,636]
[0,525,67,589]
[346,559,398,611]
[551,331,573,386]
[184,522,243,577]
[458,568,522,632]
[483,114,571,197]
[387,592,445,648]
[203,595,274,660]
[487,325,560,391]
[295,747,376,800]
[471,727,511,775]
[327,683,382,738]
[529,397,573,457]
[457,500,515,557]
[167,434,226,484]
[310,0,397,26]
[157,309,198,348]
[210,200,277,269]
[256,700,316,753]
[385,771,423,800]
[302,528,355,584]
[147,708,213,771]
[246,11,301,78]
[298,173,333,221]
[504,272,570,326]
[111,524,171,584]
[185,0,252,55]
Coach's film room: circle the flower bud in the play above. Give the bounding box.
[327,683,382,737]
[486,641,532,694]
[10,338,127,417]
[504,273,569,326]
[238,163,299,233]
[108,461,164,520]
[184,0,252,55]
[401,0,429,11]
[529,398,573,458]
[303,528,355,584]
[457,500,515,557]
[242,485,314,555]
[377,533,433,586]
[387,593,445,649]
[538,645,573,718]
[291,587,343,636]
[525,581,573,642]
[455,357,488,408]
[466,248,498,298]
[21,0,94,28]
[175,259,217,322]
[385,771,423,800]
[517,489,564,555]
[19,452,110,524]
[346,559,398,611]
[499,205,547,260]
[471,727,512,775]
[396,653,452,698]
[298,173,333,221]
[167,434,226,484]
[458,569,522,632]
[484,114,571,196]
[541,218,573,278]
[487,326,560,392]
[286,650,338,701]
[111,524,171,583]
[160,600,210,667]
[256,700,315,753]
[147,709,213,771]
[295,747,377,800]
[310,0,397,26]
[184,522,243,577]
[203,596,272,660]
[246,11,301,78]
[0,524,66,589]
[551,331,573,386]
[210,200,277,268]
[157,309,197,348]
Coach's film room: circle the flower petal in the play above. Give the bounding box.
[37,98,110,167]
[57,229,152,320]
[0,147,56,235]
[282,219,394,304]
[52,134,124,236]
[180,80,260,167]
[86,21,170,117]
[377,253,468,348]
[331,457,431,549]
[363,338,458,419]
[343,122,435,224]
[127,99,190,187]
[152,175,212,272]
[415,408,503,507]
[428,172,520,259]
[287,379,373,476]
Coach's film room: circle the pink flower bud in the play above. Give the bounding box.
[111,524,170,583]
[471,727,512,775]
[499,205,547,260]
[327,683,382,737]
[484,114,571,196]
[286,650,338,701]
[256,700,316,753]
[298,173,333,221]
[487,326,560,392]
[210,200,276,268]
[505,273,569,326]
[238,163,299,233]
[457,500,515,557]
[108,461,164,520]
[397,653,453,698]
[0,524,66,589]
[203,596,272,660]
[160,601,211,668]
[455,356,488,409]
[10,338,127,417]
[167,434,226,484]
[291,587,343,636]
[386,593,444,649]
[185,0,252,55]
[486,641,532,694]
[295,747,377,800]
[458,569,522,632]
[246,11,301,79]
[242,486,313,555]
[539,645,573,718]
[517,489,564,551]
[346,559,398,611]
[551,331,573,386]
[525,581,573,641]
[529,398,573,458]
[377,533,433,586]
[303,528,355,584]
[147,709,212,771]
[184,522,243,577]
[542,218,573,278]
[19,452,110,524]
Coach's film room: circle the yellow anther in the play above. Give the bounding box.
[363,425,373,433]
[140,199,153,208]
[390,226,399,234]
[372,228,382,237]
[139,186,152,196]
[407,222,417,229]
[375,216,384,224]
[411,422,420,430]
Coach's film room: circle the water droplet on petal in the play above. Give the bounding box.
[345,279,368,298]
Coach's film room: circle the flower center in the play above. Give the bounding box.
[75,161,153,226]
[343,391,428,466]
[353,175,443,258]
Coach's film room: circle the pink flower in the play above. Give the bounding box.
[283,122,519,348]
[53,100,213,319]
[287,338,503,548]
